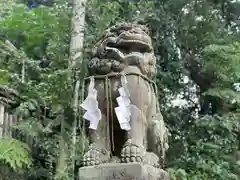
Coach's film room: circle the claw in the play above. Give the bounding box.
[120,140,160,167]
[82,143,110,166]
[120,139,145,163]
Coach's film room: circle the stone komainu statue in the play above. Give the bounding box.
[80,23,169,168]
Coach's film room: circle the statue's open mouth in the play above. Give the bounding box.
[114,31,153,53]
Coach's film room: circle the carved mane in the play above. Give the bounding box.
[87,23,156,77]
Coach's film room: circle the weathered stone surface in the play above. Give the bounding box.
[79,163,170,180]
[81,23,169,168]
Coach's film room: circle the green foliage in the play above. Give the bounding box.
[0,1,73,179]
[201,42,240,86]
[171,114,239,179]
[0,69,10,84]
[0,137,32,170]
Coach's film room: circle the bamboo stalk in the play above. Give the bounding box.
[70,0,87,177]
[55,0,87,178]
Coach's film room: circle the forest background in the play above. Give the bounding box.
[0,0,240,180]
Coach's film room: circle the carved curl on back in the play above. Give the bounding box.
[87,23,156,77]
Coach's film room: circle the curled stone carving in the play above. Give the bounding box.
[88,23,156,78]
[81,23,169,169]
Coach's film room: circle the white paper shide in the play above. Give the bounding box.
[114,75,132,131]
[80,77,102,130]
[80,75,134,131]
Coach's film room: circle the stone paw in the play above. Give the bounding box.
[120,139,146,163]
[143,152,159,168]
[82,143,110,166]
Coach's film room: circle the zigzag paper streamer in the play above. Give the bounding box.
[80,77,102,130]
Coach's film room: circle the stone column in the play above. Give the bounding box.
[8,114,13,137]
[0,103,5,137]
[3,112,8,136]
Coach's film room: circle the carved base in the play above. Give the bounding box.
[78,163,170,180]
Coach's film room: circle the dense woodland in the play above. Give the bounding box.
[0,0,240,179]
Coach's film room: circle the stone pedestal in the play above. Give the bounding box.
[79,163,170,180]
